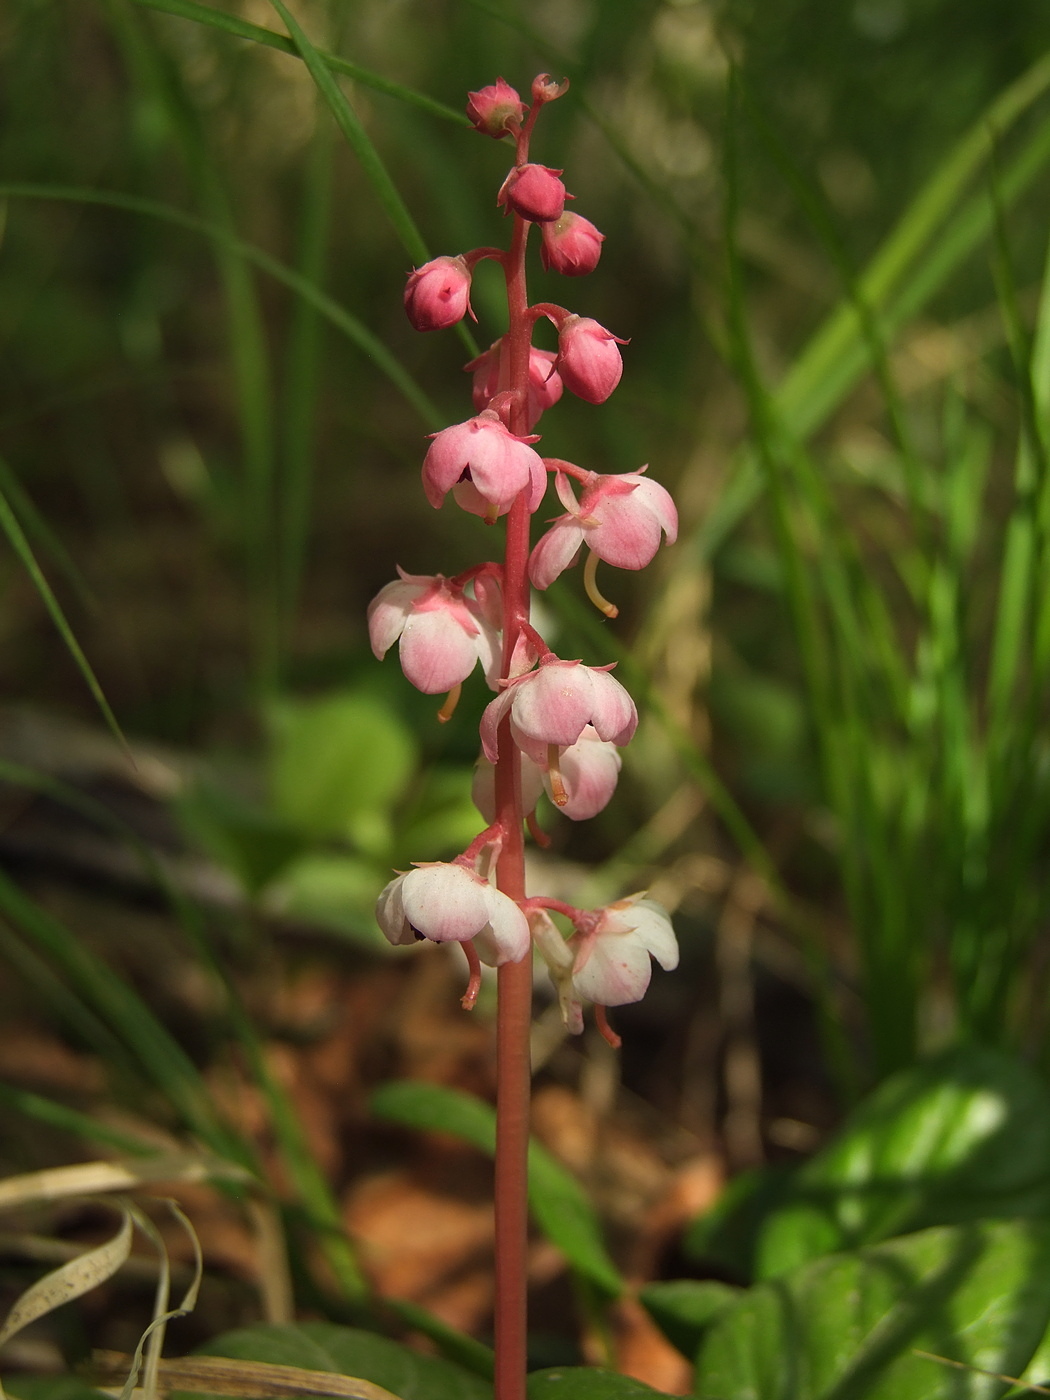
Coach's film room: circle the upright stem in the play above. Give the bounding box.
[493,207,534,1400]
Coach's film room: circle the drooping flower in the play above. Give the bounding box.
[480,655,637,764]
[466,340,563,429]
[540,213,605,277]
[403,256,473,332]
[555,315,627,404]
[472,724,621,824]
[422,410,547,519]
[497,163,569,223]
[529,467,678,588]
[368,570,500,694]
[569,894,679,1007]
[376,862,529,966]
[466,78,526,138]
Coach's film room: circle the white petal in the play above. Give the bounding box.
[375,874,415,946]
[399,609,479,694]
[475,886,530,965]
[587,669,638,746]
[529,520,585,589]
[367,579,424,659]
[571,927,653,1006]
[400,864,490,943]
[619,898,679,970]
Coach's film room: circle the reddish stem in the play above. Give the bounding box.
[492,201,535,1400]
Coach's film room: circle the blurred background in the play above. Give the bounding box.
[3,0,1050,1382]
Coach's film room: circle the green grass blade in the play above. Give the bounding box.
[777,50,1050,435]
[0,454,97,611]
[0,184,443,427]
[0,869,250,1165]
[134,0,469,127]
[0,484,126,753]
[0,1081,161,1156]
[268,0,429,267]
[277,119,332,652]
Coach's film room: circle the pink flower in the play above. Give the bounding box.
[570,894,678,1008]
[472,725,620,823]
[376,863,529,966]
[368,570,500,694]
[403,256,473,332]
[480,655,637,764]
[497,164,569,223]
[466,78,525,138]
[529,467,678,588]
[540,213,605,277]
[422,410,547,519]
[555,316,627,404]
[466,340,563,429]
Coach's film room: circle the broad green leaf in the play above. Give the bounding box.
[268,692,417,843]
[757,1047,1050,1279]
[370,1081,624,1296]
[380,1298,494,1380]
[198,1322,491,1400]
[264,853,390,946]
[684,1164,798,1280]
[696,1220,1050,1400]
[527,1370,670,1399]
[638,1280,741,1360]
[175,781,306,895]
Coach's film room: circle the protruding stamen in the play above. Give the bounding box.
[583,550,618,618]
[460,939,483,1011]
[547,744,568,806]
[437,683,462,723]
[527,812,551,848]
[484,501,500,525]
[595,1004,622,1048]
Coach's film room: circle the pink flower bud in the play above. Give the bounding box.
[422,410,547,519]
[480,656,637,764]
[529,467,678,588]
[376,863,529,966]
[466,340,564,429]
[466,78,526,138]
[367,570,501,694]
[403,256,473,332]
[540,213,605,277]
[555,315,628,404]
[497,164,569,223]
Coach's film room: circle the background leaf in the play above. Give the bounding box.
[696,1220,1050,1400]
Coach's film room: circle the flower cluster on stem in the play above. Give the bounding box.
[371,74,678,1400]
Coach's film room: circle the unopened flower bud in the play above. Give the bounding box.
[540,213,605,277]
[556,315,627,404]
[466,78,526,138]
[404,256,473,332]
[497,164,569,223]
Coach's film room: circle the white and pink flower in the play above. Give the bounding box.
[529,467,678,588]
[422,411,547,519]
[480,655,637,764]
[367,570,500,694]
[376,862,529,966]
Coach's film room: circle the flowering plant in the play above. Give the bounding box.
[368,74,678,1399]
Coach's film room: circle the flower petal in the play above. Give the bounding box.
[400,864,491,943]
[586,669,638,746]
[399,609,480,693]
[529,519,585,589]
[474,886,530,965]
[571,926,653,1006]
